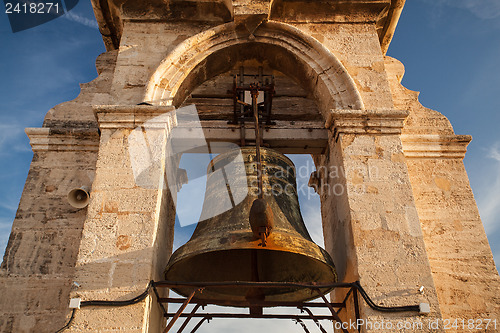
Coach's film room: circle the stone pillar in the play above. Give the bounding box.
[316,109,443,331]
[66,105,177,332]
[402,134,500,326]
[0,128,99,333]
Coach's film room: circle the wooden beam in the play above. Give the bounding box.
[169,120,328,154]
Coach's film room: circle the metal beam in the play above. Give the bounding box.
[158,297,345,308]
[164,313,338,320]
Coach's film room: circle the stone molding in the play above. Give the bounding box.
[25,127,99,152]
[401,134,471,159]
[144,20,364,112]
[93,0,403,53]
[325,108,409,136]
[93,105,176,129]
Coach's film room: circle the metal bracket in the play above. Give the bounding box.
[151,281,421,333]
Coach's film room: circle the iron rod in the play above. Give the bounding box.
[163,289,198,333]
[337,286,353,316]
[190,317,208,333]
[232,75,238,125]
[220,167,236,208]
[239,66,246,145]
[301,307,327,333]
[157,297,344,308]
[154,280,421,313]
[164,313,339,320]
[353,287,361,332]
[152,284,168,317]
[252,86,263,199]
[177,303,201,333]
[154,280,354,289]
[315,289,349,333]
[295,318,311,333]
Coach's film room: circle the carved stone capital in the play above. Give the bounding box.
[325,108,409,137]
[93,105,176,129]
[25,128,99,152]
[401,134,472,159]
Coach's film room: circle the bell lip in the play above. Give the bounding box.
[164,246,338,279]
[165,228,336,271]
[164,247,338,303]
[164,231,338,293]
[166,284,338,305]
[206,146,296,174]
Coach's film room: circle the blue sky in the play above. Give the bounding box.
[0,1,498,330]
[388,0,500,269]
[0,1,104,255]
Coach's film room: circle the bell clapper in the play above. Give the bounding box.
[259,226,270,247]
[249,198,274,247]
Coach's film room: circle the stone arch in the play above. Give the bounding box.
[144,20,364,119]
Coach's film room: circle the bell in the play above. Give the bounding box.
[165,147,337,302]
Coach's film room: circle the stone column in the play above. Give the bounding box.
[402,134,500,326]
[0,128,99,333]
[66,105,177,332]
[316,109,444,332]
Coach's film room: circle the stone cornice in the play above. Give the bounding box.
[378,0,405,55]
[25,128,100,152]
[325,108,409,137]
[93,0,402,52]
[401,134,472,159]
[93,105,176,129]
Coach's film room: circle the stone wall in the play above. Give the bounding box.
[0,51,116,333]
[386,56,500,330]
[1,1,499,332]
[0,135,98,332]
[65,106,177,332]
[316,109,443,331]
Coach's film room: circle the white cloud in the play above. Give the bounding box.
[0,201,19,213]
[493,247,500,271]
[301,199,325,247]
[0,123,29,155]
[0,217,14,256]
[420,0,500,20]
[455,0,500,19]
[287,154,326,247]
[476,143,500,235]
[0,217,14,228]
[63,10,99,29]
[489,144,500,162]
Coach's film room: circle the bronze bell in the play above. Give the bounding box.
[164,147,337,302]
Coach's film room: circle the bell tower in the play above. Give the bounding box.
[1,1,499,332]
